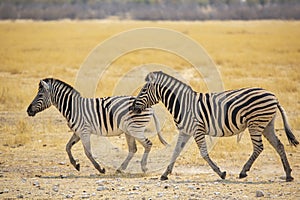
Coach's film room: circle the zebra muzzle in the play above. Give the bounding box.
[27,105,36,117]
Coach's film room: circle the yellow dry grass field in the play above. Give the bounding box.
[0,20,299,199]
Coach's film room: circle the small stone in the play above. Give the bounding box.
[132,185,140,190]
[52,185,59,192]
[65,194,73,198]
[256,190,264,197]
[128,192,139,195]
[0,189,9,194]
[97,186,106,191]
[33,181,39,187]
[157,192,164,197]
[214,192,220,195]
[60,175,67,179]
[17,194,24,198]
[58,161,65,165]
[188,185,196,190]
[81,192,89,199]
[96,180,107,185]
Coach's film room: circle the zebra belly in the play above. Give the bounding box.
[95,127,124,137]
[207,117,248,137]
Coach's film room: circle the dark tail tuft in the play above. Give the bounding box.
[278,104,299,147]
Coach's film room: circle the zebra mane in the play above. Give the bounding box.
[41,78,81,96]
[148,71,194,91]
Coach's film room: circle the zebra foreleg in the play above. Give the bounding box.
[80,133,105,174]
[161,132,191,180]
[195,134,226,179]
[66,133,80,171]
[263,119,293,182]
[239,129,263,179]
[116,134,137,173]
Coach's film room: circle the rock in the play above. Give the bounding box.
[33,181,39,187]
[128,192,139,195]
[65,194,73,198]
[157,192,164,197]
[59,174,67,179]
[256,190,264,197]
[187,185,196,190]
[96,180,107,185]
[132,185,140,190]
[0,189,8,194]
[119,187,125,191]
[52,185,59,192]
[97,186,106,191]
[214,192,220,195]
[17,194,24,198]
[81,192,89,199]
[58,161,66,165]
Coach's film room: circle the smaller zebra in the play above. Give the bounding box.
[27,78,168,174]
[130,71,298,181]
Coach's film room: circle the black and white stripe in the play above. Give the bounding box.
[27,78,167,174]
[131,71,298,181]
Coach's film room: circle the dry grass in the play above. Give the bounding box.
[0,20,299,199]
[0,19,299,163]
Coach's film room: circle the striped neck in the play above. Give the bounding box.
[153,72,195,122]
[46,79,80,121]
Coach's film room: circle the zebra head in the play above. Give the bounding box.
[27,79,52,117]
[130,72,160,114]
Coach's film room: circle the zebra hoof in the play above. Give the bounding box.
[100,168,106,174]
[220,171,226,179]
[160,175,168,181]
[142,167,148,173]
[239,173,247,179]
[286,176,294,182]
[75,164,80,171]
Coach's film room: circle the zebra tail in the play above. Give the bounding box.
[277,104,299,147]
[152,112,169,146]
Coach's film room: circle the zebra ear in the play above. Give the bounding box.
[40,80,50,91]
[145,72,156,83]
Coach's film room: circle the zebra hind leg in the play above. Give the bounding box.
[116,134,137,173]
[195,134,226,179]
[137,137,153,173]
[239,127,264,179]
[262,118,294,182]
[66,133,80,171]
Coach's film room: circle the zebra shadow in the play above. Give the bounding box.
[36,172,155,180]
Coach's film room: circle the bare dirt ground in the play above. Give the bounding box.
[1,111,299,200]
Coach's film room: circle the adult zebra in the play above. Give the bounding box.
[130,71,298,182]
[27,78,168,174]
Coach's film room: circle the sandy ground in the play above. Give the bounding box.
[1,111,300,200]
